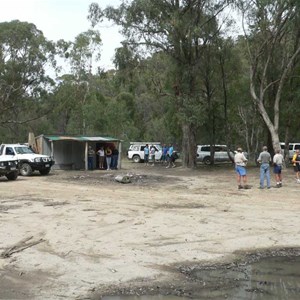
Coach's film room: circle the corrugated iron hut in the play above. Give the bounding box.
[35,135,122,170]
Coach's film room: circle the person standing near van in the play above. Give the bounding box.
[150,145,156,166]
[273,148,284,188]
[166,144,176,168]
[292,149,300,183]
[161,144,169,165]
[257,146,272,189]
[144,144,149,166]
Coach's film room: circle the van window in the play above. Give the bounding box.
[295,144,300,150]
[201,146,210,152]
[5,147,14,155]
[289,145,293,150]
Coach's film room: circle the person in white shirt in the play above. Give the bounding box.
[234,147,249,189]
[273,148,284,188]
[97,147,105,170]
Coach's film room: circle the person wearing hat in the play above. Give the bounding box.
[257,146,272,189]
[234,147,249,189]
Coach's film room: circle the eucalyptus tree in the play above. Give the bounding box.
[222,36,265,159]
[88,0,234,168]
[56,29,102,134]
[238,0,300,152]
[0,20,56,141]
[113,45,180,143]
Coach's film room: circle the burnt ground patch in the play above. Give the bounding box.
[47,171,181,187]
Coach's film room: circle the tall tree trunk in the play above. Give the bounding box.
[181,122,196,168]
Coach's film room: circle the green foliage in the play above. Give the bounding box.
[2,1,300,164]
[0,20,56,141]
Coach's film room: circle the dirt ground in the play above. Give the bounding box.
[0,161,300,299]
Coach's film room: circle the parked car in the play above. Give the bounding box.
[0,144,55,176]
[127,142,162,163]
[0,156,19,181]
[280,142,300,160]
[197,145,235,165]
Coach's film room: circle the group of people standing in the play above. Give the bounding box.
[144,143,177,168]
[88,145,119,171]
[234,145,300,189]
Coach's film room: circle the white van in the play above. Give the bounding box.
[280,143,300,159]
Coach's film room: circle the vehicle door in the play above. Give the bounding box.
[154,145,162,160]
[140,146,146,159]
[214,146,224,162]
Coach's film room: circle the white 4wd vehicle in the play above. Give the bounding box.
[0,156,18,180]
[127,142,162,163]
[197,145,235,165]
[0,144,54,176]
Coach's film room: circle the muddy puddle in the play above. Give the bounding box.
[103,297,189,300]
[101,255,300,300]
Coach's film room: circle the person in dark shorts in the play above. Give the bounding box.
[273,148,284,188]
[144,144,149,166]
[292,149,300,183]
[166,144,176,168]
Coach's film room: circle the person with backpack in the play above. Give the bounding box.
[166,144,176,168]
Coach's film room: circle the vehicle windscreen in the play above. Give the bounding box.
[15,146,35,154]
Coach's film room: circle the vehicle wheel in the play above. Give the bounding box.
[132,155,141,163]
[20,163,33,176]
[203,156,212,165]
[39,168,51,175]
[6,171,18,180]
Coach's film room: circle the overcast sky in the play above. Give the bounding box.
[0,0,123,70]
